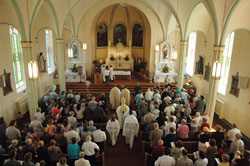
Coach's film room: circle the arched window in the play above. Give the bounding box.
[45,29,54,74]
[97,23,108,47]
[218,32,235,95]
[186,32,197,76]
[113,24,127,46]
[9,26,25,92]
[132,24,143,47]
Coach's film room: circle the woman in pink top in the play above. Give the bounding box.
[177,119,189,140]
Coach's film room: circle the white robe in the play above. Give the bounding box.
[121,88,130,105]
[101,64,106,81]
[116,105,129,129]
[109,67,114,81]
[109,87,121,109]
[122,115,139,149]
[106,119,120,146]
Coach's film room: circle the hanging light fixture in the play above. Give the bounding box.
[82,0,87,51]
[26,0,38,80]
[155,45,160,52]
[171,0,179,61]
[67,0,73,59]
[212,60,222,79]
[28,61,39,80]
[171,50,178,61]
[68,48,73,59]
[83,43,87,50]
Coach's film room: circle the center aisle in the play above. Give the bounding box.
[105,133,143,166]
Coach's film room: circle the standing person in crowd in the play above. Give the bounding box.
[155,147,175,166]
[206,138,217,166]
[177,119,189,140]
[67,137,80,166]
[211,125,225,149]
[0,117,7,146]
[109,85,121,109]
[3,150,21,166]
[5,120,21,144]
[134,82,141,95]
[121,85,130,106]
[81,135,100,166]
[48,139,63,166]
[106,114,120,146]
[176,149,193,166]
[198,127,210,152]
[93,126,107,152]
[74,152,91,166]
[149,123,163,148]
[145,88,154,104]
[194,151,208,166]
[228,133,244,160]
[21,152,35,166]
[226,124,241,147]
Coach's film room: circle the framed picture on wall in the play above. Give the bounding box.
[229,72,240,97]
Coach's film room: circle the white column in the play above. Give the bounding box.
[21,41,38,118]
[56,39,66,92]
[177,40,188,88]
[206,45,225,126]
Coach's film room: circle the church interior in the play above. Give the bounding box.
[0,0,250,165]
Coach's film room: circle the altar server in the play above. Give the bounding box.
[106,114,120,146]
[101,64,106,82]
[109,65,114,81]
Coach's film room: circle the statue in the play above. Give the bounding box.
[3,69,13,96]
[196,55,204,74]
[204,62,211,81]
[229,72,240,97]
[38,52,47,72]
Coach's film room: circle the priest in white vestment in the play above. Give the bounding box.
[123,110,139,149]
[116,98,129,129]
[109,85,121,109]
[120,86,130,105]
[106,114,120,146]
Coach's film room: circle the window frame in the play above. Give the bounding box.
[186,31,197,76]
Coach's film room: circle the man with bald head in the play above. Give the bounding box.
[149,123,163,148]
[74,152,91,166]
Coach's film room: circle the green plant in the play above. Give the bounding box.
[162,64,170,73]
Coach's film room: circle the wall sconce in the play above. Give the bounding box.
[68,48,73,59]
[83,43,87,50]
[171,51,178,61]
[155,45,159,52]
[212,61,222,79]
[28,61,39,80]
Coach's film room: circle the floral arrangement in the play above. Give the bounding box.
[162,64,170,73]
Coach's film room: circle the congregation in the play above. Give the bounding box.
[0,83,249,166]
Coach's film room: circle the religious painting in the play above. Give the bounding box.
[132,24,143,47]
[195,55,204,74]
[97,23,108,47]
[204,62,211,81]
[38,52,47,73]
[229,72,240,97]
[113,24,127,46]
[2,69,13,96]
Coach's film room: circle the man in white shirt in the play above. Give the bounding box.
[104,66,110,85]
[123,110,139,149]
[153,90,161,102]
[164,116,176,136]
[155,147,175,166]
[75,93,81,103]
[227,124,241,146]
[64,126,81,144]
[74,152,90,166]
[81,135,100,166]
[109,65,114,81]
[33,108,45,123]
[92,126,106,152]
[145,88,154,104]
[68,111,77,127]
[164,102,175,116]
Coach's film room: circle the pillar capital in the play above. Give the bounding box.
[214,45,225,52]
[180,40,188,45]
[56,39,64,43]
[21,41,32,48]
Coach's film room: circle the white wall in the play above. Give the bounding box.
[217,30,250,137]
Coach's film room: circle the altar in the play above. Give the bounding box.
[106,40,134,71]
[154,41,178,83]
